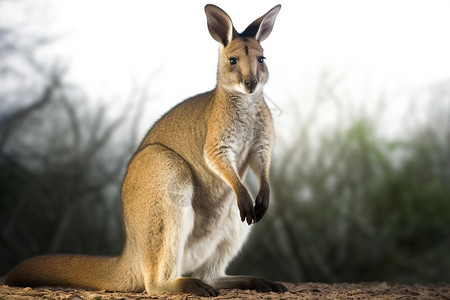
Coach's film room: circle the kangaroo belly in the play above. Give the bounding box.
[181,188,249,275]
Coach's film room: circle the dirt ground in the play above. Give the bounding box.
[1,281,450,300]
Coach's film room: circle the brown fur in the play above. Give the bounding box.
[6,4,284,296]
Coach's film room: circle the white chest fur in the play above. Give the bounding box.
[180,95,263,278]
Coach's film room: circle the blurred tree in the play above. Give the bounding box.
[230,74,450,284]
[2,1,449,285]
[0,0,151,275]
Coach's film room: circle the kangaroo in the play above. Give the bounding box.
[5,4,285,296]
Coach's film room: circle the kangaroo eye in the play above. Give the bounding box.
[258,56,266,64]
[229,58,238,65]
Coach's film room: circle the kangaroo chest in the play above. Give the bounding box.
[218,99,263,170]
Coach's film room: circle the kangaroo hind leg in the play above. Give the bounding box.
[122,144,218,296]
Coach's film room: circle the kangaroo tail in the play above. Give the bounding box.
[5,254,128,291]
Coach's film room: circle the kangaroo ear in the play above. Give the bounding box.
[242,5,281,42]
[205,4,238,47]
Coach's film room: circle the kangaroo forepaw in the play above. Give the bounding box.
[254,186,270,222]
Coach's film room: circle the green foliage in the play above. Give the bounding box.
[0,79,149,275]
[0,95,127,274]
[230,89,450,283]
[2,70,448,283]
[1,16,448,282]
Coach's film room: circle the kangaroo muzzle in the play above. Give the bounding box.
[243,77,258,93]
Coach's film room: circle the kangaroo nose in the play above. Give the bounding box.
[244,78,258,91]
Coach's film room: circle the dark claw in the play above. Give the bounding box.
[238,190,256,225]
[254,187,270,222]
[266,280,288,293]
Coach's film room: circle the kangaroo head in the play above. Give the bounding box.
[205,4,281,95]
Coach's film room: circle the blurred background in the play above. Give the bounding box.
[1,0,449,283]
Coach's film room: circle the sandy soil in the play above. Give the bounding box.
[1,281,450,300]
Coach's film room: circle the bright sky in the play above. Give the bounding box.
[4,0,450,138]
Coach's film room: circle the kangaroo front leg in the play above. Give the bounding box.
[204,144,256,225]
[249,136,273,222]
